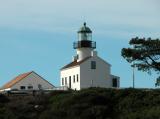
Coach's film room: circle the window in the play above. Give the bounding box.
[65,77,67,85]
[77,74,79,82]
[69,76,71,89]
[20,86,25,90]
[77,55,79,60]
[91,61,96,69]
[73,75,75,83]
[38,84,42,90]
[62,78,64,85]
[28,86,33,90]
[112,78,118,87]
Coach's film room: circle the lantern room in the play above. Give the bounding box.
[73,23,96,49]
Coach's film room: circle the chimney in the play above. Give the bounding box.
[91,51,97,57]
[72,55,78,61]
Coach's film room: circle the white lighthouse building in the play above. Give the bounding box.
[60,23,120,90]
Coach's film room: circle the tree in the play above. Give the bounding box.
[155,77,160,87]
[121,37,160,81]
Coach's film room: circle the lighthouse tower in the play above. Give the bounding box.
[73,22,96,62]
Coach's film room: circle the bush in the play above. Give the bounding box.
[1,88,160,119]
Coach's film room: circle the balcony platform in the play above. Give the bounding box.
[73,40,96,49]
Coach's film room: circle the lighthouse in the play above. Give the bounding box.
[60,23,120,90]
[73,22,96,62]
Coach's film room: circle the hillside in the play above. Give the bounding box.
[0,88,160,119]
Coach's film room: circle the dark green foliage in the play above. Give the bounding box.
[0,94,9,103]
[1,88,160,119]
[121,37,160,74]
[121,37,160,85]
[155,77,160,87]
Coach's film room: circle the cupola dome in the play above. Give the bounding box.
[78,22,92,33]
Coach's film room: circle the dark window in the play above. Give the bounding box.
[77,55,79,60]
[28,86,33,90]
[62,78,64,85]
[65,77,67,85]
[112,78,118,87]
[69,76,71,89]
[73,75,75,83]
[77,74,79,82]
[38,84,42,90]
[91,61,96,69]
[20,86,25,90]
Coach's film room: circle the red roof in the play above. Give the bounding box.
[61,57,91,70]
[2,71,32,89]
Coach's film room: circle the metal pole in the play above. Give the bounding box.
[91,79,93,87]
[133,65,135,88]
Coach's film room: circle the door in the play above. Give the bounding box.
[112,78,118,87]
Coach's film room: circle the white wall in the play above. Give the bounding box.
[77,48,93,62]
[60,56,120,90]
[80,56,112,89]
[60,66,80,90]
[11,72,54,90]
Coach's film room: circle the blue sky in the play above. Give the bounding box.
[0,0,159,88]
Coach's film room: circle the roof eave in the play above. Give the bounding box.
[60,65,80,71]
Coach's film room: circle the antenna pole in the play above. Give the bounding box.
[132,64,135,88]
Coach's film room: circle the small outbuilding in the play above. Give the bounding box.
[1,71,54,91]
